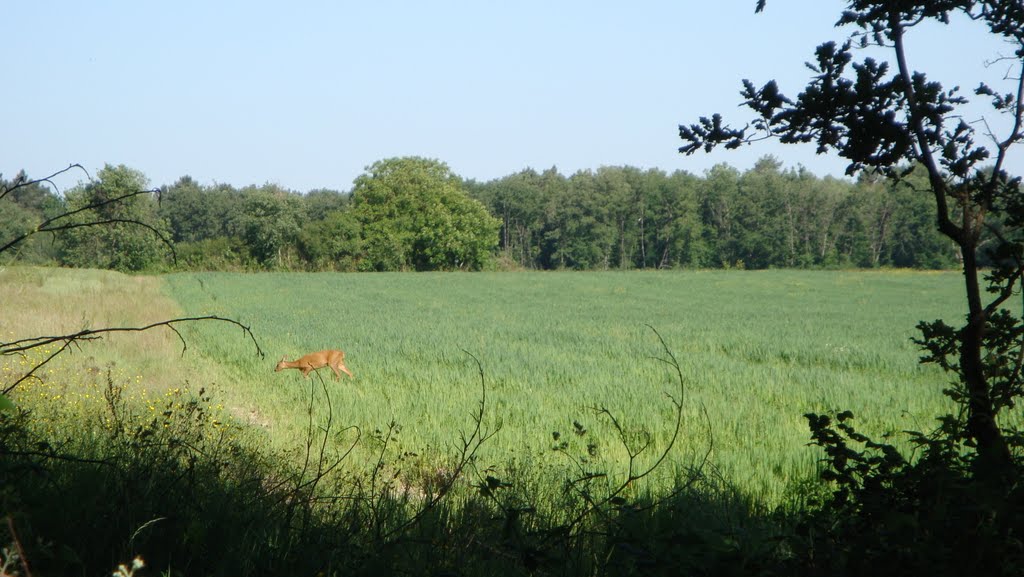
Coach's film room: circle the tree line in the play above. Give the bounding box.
[1,155,959,273]
[470,156,955,270]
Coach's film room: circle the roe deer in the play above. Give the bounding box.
[275,349,353,380]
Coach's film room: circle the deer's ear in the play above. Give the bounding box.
[279,356,287,362]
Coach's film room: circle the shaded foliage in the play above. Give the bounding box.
[795,410,1024,577]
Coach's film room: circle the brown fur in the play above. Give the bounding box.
[275,349,353,380]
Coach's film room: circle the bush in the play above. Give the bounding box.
[792,411,1024,577]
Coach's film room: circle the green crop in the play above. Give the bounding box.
[160,269,972,504]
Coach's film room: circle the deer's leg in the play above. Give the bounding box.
[339,362,354,379]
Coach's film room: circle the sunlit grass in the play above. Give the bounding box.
[160,269,973,504]
[0,266,237,392]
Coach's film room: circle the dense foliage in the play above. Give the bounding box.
[2,156,960,273]
[347,157,501,271]
[469,158,954,270]
[59,165,171,272]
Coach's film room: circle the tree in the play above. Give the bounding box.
[846,171,898,266]
[301,188,350,222]
[468,169,550,269]
[0,170,65,265]
[886,165,959,268]
[298,208,363,271]
[596,167,639,269]
[59,164,171,272]
[350,157,500,271]
[227,184,303,269]
[159,176,239,244]
[546,170,617,269]
[699,164,743,267]
[658,169,708,268]
[783,167,849,267]
[680,0,1023,481]
[735,157,790,268]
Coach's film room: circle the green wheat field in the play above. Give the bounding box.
[2,267,994,505]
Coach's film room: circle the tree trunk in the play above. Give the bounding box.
[959,237,1013,479]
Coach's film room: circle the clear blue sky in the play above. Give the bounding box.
[5,1,1021,193]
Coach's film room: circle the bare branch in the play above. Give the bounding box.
[4,515,34,577]
[1,338,77,395]
[0,186,178,265]
[558,325,696,534]
[0,163,90,203]
[1,315,264,395]
[379,349,501,545]
[990,59,1024,179]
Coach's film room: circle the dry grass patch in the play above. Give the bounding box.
[0,266,223,396]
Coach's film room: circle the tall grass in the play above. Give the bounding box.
[160,269,968,504]
[0,266,234,396]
